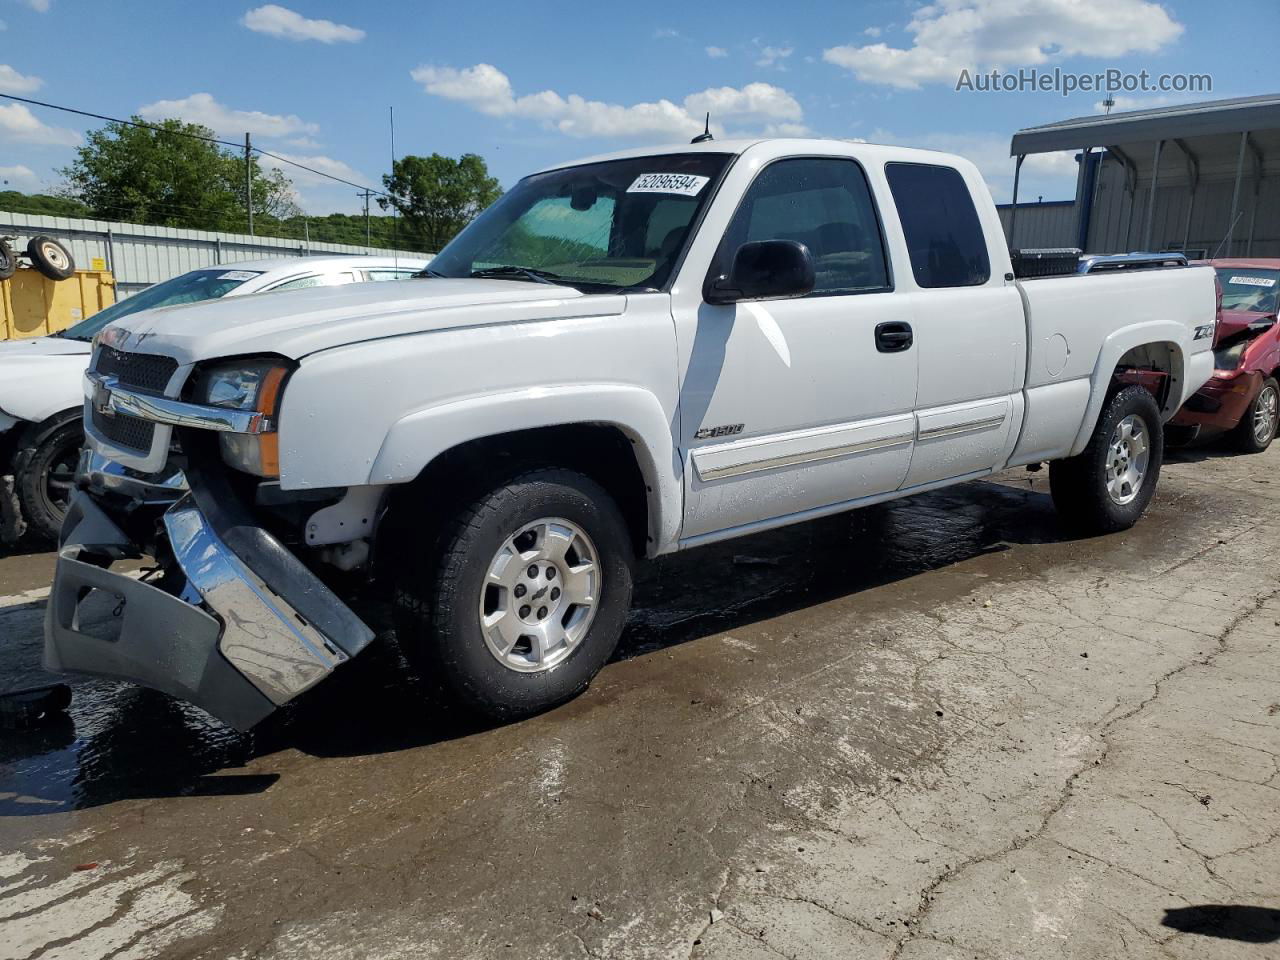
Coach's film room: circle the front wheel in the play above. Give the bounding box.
[1231,377,1278,454]
[396,468,634,720]
[1050,385,1163,535]
[15,417,83,541]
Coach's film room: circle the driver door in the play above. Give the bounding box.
[671,155,919,542]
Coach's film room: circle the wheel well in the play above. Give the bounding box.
[1112,341,1182,415]
[381,424,652,570]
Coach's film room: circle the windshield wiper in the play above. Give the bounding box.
[413,267,448,278]
[469,265,567,285]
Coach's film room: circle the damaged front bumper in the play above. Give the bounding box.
[44,488,375,730]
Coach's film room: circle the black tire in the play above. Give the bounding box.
[25,235,75,281]
[15,417,83,542]
[0,240,15,281]
[396,468,634,720]
[1050,385,1164,535]
[1230,377,1278,454]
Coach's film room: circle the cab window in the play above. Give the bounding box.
[715,157,891,297]
[885,163,990,288]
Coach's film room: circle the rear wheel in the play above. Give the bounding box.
[396,468,634,720]
[0,240,15,281]
[16,418,83,541]
[1050,385,1163,535]
[25,236,75,281]
[1231,377,1278,454]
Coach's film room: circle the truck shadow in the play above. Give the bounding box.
[0,476,1077,811]
[254,475,1069,761]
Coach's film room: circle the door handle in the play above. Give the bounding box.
[875,321,913,353]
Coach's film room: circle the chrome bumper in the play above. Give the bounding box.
[76,448,187,503]
[44,491,374,730]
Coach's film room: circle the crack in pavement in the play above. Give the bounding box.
[884,584,1280,959]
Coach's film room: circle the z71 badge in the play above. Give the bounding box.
[694,423,745,440]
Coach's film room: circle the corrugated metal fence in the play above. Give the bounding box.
[1,212,431,298]
[996,200,1078,250]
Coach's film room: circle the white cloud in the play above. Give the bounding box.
[241,4,364,43]
[868,128,1077,201]
[0,102,79,145]
[139,92,319,139]
[863,26,882,38]
[412,63,806,140]
[824,0,1184,89]
[284,135,323,148]
[0,163,39,189]
[257,150,365,187]
[705,45,728,58]
[0,64,41,93]
[18,0,50,11]
[754,44,793,69]
[653,27,682,39]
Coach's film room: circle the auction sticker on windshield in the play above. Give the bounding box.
[218,271,260,281]
[628,173,710,196]
[1229,275,1277,287]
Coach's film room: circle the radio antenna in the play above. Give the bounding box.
[690,113,713,144]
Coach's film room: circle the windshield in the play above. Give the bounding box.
[427,153,733,292]
[1215,268,1279,314]
[60,268,264,341]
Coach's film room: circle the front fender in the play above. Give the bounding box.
[370,384,683,555]
[1068,320,1201,456]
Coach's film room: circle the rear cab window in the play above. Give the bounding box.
[885,162,990,288]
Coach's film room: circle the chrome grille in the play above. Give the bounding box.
[91,406,156,453]
[94,346,178,394]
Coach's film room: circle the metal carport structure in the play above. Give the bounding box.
[1007,94,1280,257]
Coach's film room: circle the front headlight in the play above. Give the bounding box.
[192,358,290,478]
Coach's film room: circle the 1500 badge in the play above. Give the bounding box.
[694,423,745,440]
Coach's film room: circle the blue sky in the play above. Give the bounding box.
[1,0,1275,215]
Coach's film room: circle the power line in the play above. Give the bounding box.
[0,92,395,200]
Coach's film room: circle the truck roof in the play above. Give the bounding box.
[536,138,972,176]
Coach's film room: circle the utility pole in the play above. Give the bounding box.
[244,132,254,235]
[357,189,374,249]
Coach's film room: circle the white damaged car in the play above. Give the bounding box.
[0,255,426,541]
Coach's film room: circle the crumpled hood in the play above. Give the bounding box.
[0,343,92,423]
[1214,309,1275,344]
[103,278,623,365]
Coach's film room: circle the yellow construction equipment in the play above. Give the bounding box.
[1,267,116,341]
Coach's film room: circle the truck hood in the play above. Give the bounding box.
[103,278,624,364]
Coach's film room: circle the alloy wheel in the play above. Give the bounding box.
[478,518,600,673]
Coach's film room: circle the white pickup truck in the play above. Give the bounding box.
[45,138,1217,730]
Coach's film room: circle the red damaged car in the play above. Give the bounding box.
[1168,259,1280,453]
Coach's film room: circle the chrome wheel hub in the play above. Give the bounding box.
[1254,385,1278,445]
[478,518,599,673]
[1105,414,1150,506]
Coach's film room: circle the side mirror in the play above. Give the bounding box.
[705,239,816,305]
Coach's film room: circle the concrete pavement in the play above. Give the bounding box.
[1,443,1277,959]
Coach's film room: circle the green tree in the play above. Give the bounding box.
[59,118,299,232]
[379,153,502,251]
[0,191,90,217]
